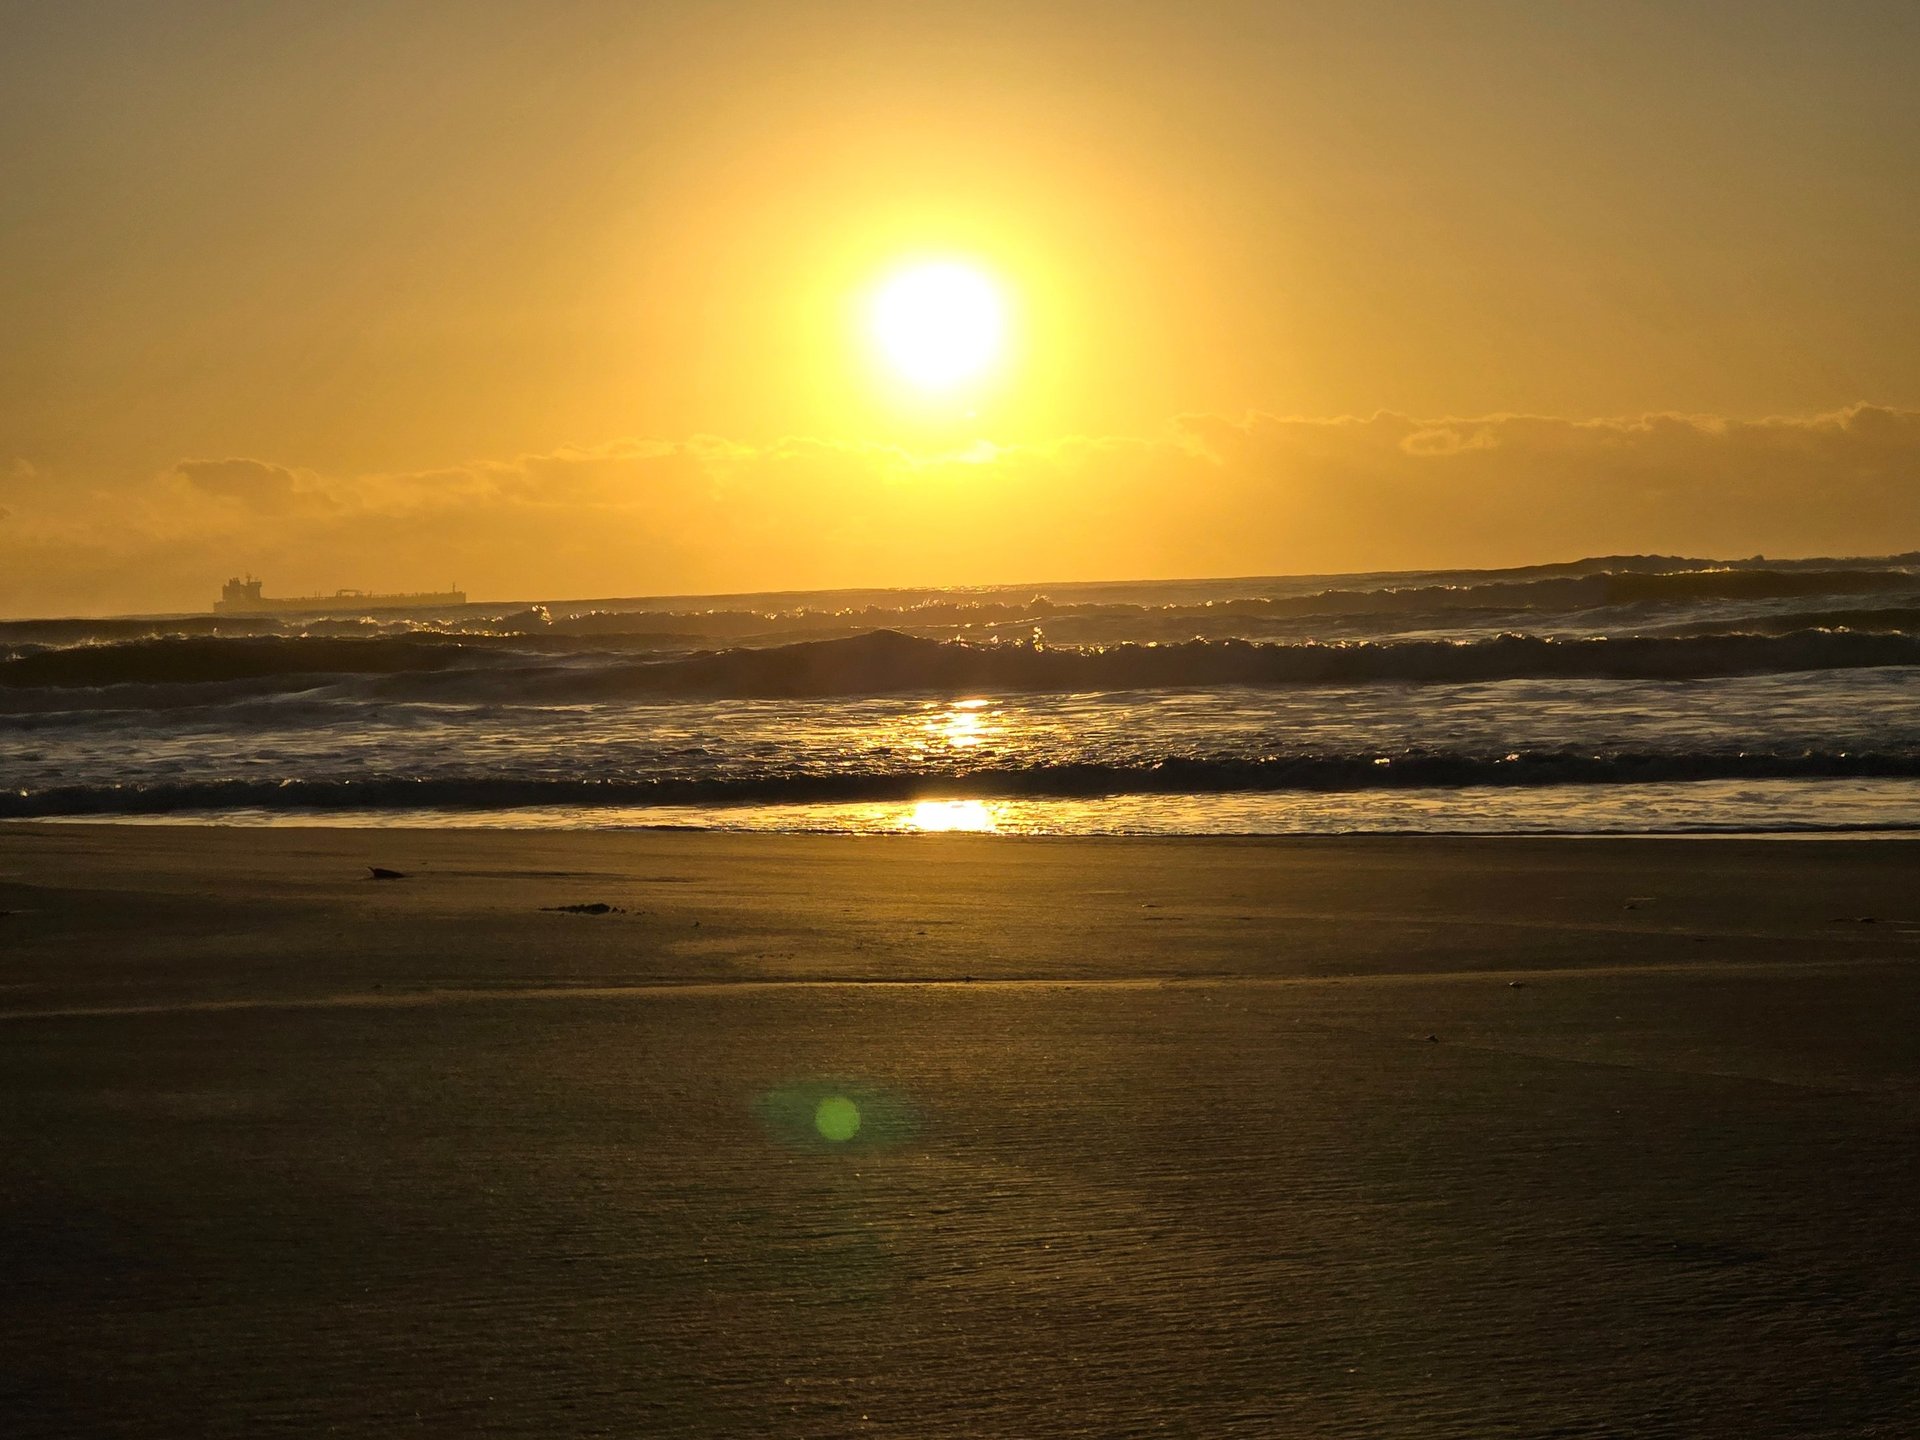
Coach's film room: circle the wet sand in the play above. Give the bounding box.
[2,825,1918,1436]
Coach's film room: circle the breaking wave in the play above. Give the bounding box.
[8,626,1920,706]
[6,749,1919,818]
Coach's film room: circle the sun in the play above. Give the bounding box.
[867,259,1008,391]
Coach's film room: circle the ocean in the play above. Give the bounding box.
[5,552,1920,834]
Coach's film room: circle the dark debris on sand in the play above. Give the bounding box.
[366,867,408,880]
[542,902,624,915]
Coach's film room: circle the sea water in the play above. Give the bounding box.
[4,553,1919,833]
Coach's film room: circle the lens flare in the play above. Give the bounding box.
[814,1095,862,1142]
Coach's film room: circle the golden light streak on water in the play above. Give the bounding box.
[913,698,997,752]
[907,799,1001,832]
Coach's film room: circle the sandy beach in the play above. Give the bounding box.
[2,825,1917,1436]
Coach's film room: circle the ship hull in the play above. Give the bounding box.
[213,592,466,616]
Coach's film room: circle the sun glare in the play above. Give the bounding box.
[908,799,1000,832]
[868,260,1008,391]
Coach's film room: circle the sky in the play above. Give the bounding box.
[2,0,1918,614]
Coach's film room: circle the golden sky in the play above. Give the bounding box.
[3,1,1918,613]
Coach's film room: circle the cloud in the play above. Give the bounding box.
[3,404,1918,615]
[170,457,309,508]
[1167,404,1920,565]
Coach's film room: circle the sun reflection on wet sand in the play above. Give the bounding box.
[907,799,1001,832]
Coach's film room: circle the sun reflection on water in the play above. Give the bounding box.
[907,799,1001,832]
[917,698,996,752]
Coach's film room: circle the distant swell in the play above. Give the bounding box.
[6,751,1920,818]
[1240,564,1920,619]
[4,556,1918,659]
[0,635,479,689]
[8,626,1920,705]
[526,564,1920,632]
[537,628,1920,698]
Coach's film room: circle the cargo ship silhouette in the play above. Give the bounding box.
[214,576,466,615]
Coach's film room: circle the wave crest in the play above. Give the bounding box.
[7,626,1920,705]
[6,749,1918,818]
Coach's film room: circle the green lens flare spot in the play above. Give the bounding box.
[754,1081,913,1150]
[814,1095,862,1142]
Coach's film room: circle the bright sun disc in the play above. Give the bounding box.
[869,260,1006,391]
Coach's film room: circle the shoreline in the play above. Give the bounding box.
[12,770,1920,840]
[18,815,1920,840]
[12,815,1920,838]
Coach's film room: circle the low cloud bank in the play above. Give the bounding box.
[3,405,1916,615]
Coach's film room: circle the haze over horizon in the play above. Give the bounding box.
[4,1,1918,615]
